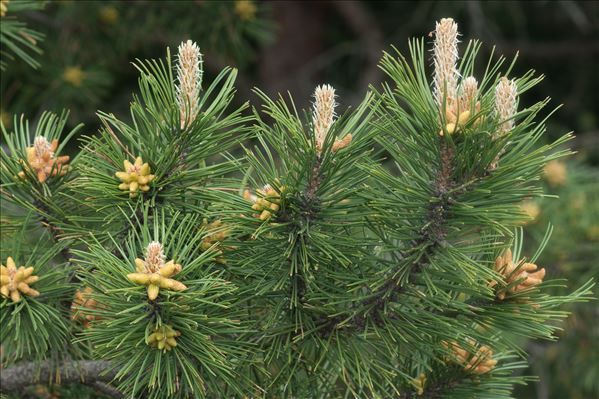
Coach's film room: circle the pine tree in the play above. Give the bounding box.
[0,17,594,399]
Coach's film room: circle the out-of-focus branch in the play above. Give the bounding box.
[571,132,599,150]
[0,360,119,395]
[89,381,125,399]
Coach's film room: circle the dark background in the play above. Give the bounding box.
[3,1,598,164]
[1,1,598,398]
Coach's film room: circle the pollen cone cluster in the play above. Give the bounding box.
[331,133,352,152]
[146,324,180,352]
[200,219,229,264]
[63,66,85,87]
[115,156,155,198]
[127,242,186,300]
[18,136,70,183]
[543,160,567,187]
[234,0,257,21]
[1,257,40,303]
[490,249,545,300]
[1,0,8,18]
[412,373,427,396]
[440,76,481,136]
[442,339,497,374]
[243,184,282,221]
[520,201,540,224]
[71,287,103,328]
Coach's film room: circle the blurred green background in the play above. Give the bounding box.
[1,1,598,398]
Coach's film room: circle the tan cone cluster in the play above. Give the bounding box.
[243,184,283,221]
[71,287,103,328]
[441,77,482,136]
[1,0,8,17]
[519,201,540,224]
[543,160,567,187]
[99,6,119,25]
[18,136,70,183]
[127,242,186,300]
[1,257,40,302]
[115,156,155,198]
[146,324,180,352]
[331,133,352,152]
[234,0,257,21]
[490,249,545,300]
[442,339,497,374]
[200,219,229,264]
[63,66,85,87]
[412,373,427,396]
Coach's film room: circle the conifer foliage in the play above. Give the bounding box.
[0,17,594,398]
[0,0,44,70]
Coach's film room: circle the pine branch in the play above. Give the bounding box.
[304,154,323,203]
[319,140,459,334]
[0,360,118,393]
[294,153,325,302]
